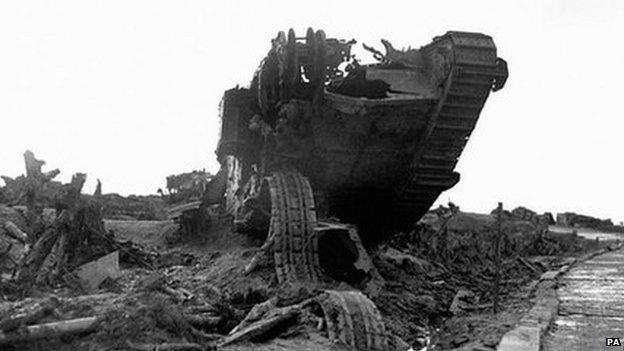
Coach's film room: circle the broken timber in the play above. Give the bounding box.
[11,151,130,288]
[0,317,99,344]
[222,290,390,350]
[0,297,59,332]
[220,304,301,346]
[3,221,28,244]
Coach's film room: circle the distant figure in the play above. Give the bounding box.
[94,179,102,196]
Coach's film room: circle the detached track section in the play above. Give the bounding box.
[267,171,321,283]
[264,172,391,350]
[316,290,389,351]
[395,32,507,227]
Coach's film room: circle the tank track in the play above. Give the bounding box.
[316,290,389,351]
[395,32,508,225]
[266,171,322,283]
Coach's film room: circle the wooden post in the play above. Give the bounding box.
[94,179,102,196]
[493,202,503,314]
[22,150,59,243]
[440,225,448,264]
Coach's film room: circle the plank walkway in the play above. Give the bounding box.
[543,249,624,350]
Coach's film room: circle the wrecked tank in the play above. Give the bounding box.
[205,28,507,285]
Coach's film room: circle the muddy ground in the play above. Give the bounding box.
[0,206,619,351]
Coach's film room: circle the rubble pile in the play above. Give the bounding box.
[488,205,554,227]
[161,170,214,205]
[556,211,623,232]
[0,152,159,293]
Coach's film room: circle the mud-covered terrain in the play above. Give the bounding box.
[1,200,618,351]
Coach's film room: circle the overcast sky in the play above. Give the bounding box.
[1,0,623,222]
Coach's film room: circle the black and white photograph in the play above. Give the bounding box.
[0,1,623,350]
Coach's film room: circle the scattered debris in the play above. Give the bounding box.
[3,221,28,244]
[220,300,305,346]
[380,247,432,274]
[0,152,160,292]
[0,223,28,277]
[449,288,476,315]
[0,297,59,332]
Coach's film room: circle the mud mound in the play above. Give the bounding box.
[96,193,167,220]
[104,219,179,248]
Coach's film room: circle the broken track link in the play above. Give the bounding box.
[266,171,322,283]
[316,290,389,351]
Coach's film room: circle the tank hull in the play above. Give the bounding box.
[308,94,435,191]
[214,29,508,246]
